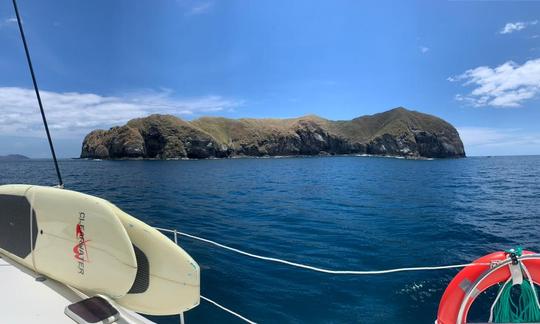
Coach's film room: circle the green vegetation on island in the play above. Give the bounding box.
[81,107,465,160]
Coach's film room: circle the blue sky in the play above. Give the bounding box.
[1,0,539,157]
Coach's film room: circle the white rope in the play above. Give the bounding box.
[201,295,256,324]
[489,277,512,322]
[155,227,490,275]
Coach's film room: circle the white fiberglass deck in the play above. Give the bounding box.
[0,254,152,324]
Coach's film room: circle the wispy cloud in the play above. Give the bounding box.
[189,2,213,15]
[0,87,242,138]
[0,17,17,29]
[500,20,538,34]
[419,46,430,54]
[458,126,540,155]
[178,0,214,16]
[448,58,540,107]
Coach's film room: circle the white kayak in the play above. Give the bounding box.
[0,184,200,315]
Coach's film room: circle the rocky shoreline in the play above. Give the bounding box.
[81,107,466,160]
[79,153,443,161]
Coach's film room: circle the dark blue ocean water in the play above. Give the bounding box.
[1,156,539,323]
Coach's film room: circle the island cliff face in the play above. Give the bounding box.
[80,107,465,159]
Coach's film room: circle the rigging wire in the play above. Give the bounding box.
[12,0,64,187]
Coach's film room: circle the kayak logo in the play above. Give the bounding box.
[73,212,90,275]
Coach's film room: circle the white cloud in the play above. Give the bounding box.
[500,20,538,34]
[177,1,214,16]
[189,2,213,15]
[448,58,540,107]
[459,127,517,147]
[0,87,242,138]
[420,46,429,54]
[458,127,540,156]
[0,17,17,29]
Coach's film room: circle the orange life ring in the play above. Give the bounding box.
[436,250,540,324]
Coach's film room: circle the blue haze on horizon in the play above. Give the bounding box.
[0,0,539,157]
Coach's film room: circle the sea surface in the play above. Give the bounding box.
[1,156,539,323]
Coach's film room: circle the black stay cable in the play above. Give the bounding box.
[12,0,64,187]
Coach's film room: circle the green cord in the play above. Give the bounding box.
[505,247,524,257]
[492,247,540,323]
[493,275,540,323]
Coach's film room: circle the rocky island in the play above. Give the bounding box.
[81,107,465,160]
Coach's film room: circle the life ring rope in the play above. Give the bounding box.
[487,257,540,323]
[437,251,540,324]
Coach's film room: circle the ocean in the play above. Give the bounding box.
[1,155,539,323]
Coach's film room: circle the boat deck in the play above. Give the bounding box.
[0,254,152,323]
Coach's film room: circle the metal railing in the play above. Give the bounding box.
[156,227,256,324]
